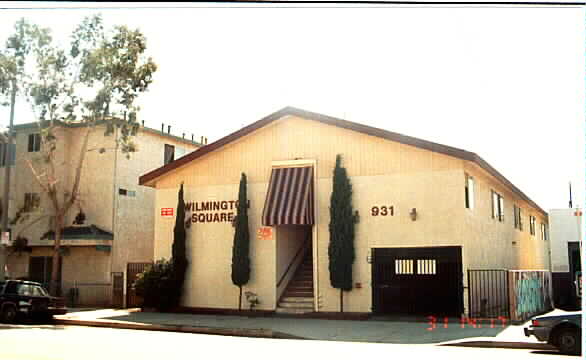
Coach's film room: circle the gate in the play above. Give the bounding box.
[467,269,509,318]
[372,246,463,316]
[112,272,124,308]
[126,262,151,308]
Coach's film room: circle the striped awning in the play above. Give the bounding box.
[261,166,315,226]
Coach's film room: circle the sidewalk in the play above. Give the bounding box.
[54,308,561,350]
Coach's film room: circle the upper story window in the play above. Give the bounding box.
[28,133,41,152]
[0,143,15,167]
[164,144,175,165]
[23,193,40,212]
[540,223,548,241]
[529,215,536,236]
[465,174,474,209]
[514,205,523,231]
[119,188,136,197]
[491,190,504,221]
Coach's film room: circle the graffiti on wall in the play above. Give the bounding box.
[512,271,552,321]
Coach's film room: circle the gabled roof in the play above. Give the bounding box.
[139,106,546,216]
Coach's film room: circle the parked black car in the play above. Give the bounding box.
[0,280,67,323]
[524,311,582,355]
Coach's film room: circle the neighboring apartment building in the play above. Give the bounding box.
[549,208,582,309]
[140,107,550,317]
[0,120,201,306]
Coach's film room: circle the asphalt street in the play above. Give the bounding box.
[0,324,578,360]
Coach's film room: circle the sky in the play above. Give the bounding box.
[0,2,584,212]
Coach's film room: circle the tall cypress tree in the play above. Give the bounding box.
[231,173,250,311]
[171,182,188,309]
[328,154,356,312]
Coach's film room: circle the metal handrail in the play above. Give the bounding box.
[277,238,310,287]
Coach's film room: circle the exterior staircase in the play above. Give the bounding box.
[276,251,314,314]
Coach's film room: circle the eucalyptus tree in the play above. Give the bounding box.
[0,15,157,294]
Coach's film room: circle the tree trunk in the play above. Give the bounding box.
[340,289,344,313]
[238,286,242,311]
[49,214,63,296]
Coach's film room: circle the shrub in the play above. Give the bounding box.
[133,259,176,311]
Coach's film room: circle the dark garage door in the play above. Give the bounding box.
[372,246,463,316]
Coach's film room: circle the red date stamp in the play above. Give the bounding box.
[426,316,508,331]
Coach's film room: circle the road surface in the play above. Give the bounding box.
[0,324,578,360]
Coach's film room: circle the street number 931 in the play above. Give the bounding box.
[371,206,394,216]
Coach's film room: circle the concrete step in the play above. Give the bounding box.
[277,301,314,309]
[290,279,313,286]
[284,291,314,297]
[279,296,313,303]
[286,287,314,293]
[275,307,314,314]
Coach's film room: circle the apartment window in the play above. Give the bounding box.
[529,216,536,236]
[0,143,16,167]
[465,174,474,209]
[541,223,548,241]
[27,133,41,152]
[395,259,413,274]
[514,205,523,231]
[175,146,187,160]
[491,190,504,221]
[24,193,40,212]
[164,144,175,165]
[118,188,136,197]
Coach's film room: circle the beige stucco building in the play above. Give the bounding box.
[0,120,200,306]
[140,107,550,316]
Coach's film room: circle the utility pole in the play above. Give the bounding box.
[1,79,16,280]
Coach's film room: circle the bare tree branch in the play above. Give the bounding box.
[25,158,50,194]
[66,124,93,214]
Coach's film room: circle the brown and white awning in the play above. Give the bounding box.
[261,166,315,226]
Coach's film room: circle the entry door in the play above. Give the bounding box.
[372,247,463,316]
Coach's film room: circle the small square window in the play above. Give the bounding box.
[119,188,127,196]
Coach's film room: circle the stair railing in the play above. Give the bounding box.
[276,234,311,300]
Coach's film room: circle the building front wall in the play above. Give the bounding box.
[150,115,548,314]
[4,123,198,302]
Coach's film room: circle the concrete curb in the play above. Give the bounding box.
[441,341,557,351]
[54,319,305,340]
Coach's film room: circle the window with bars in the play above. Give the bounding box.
[491,190,504,221]
[395,259,414,274]
[465,174,474,209]
[541,223,548,241]
[417,259,437,275]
